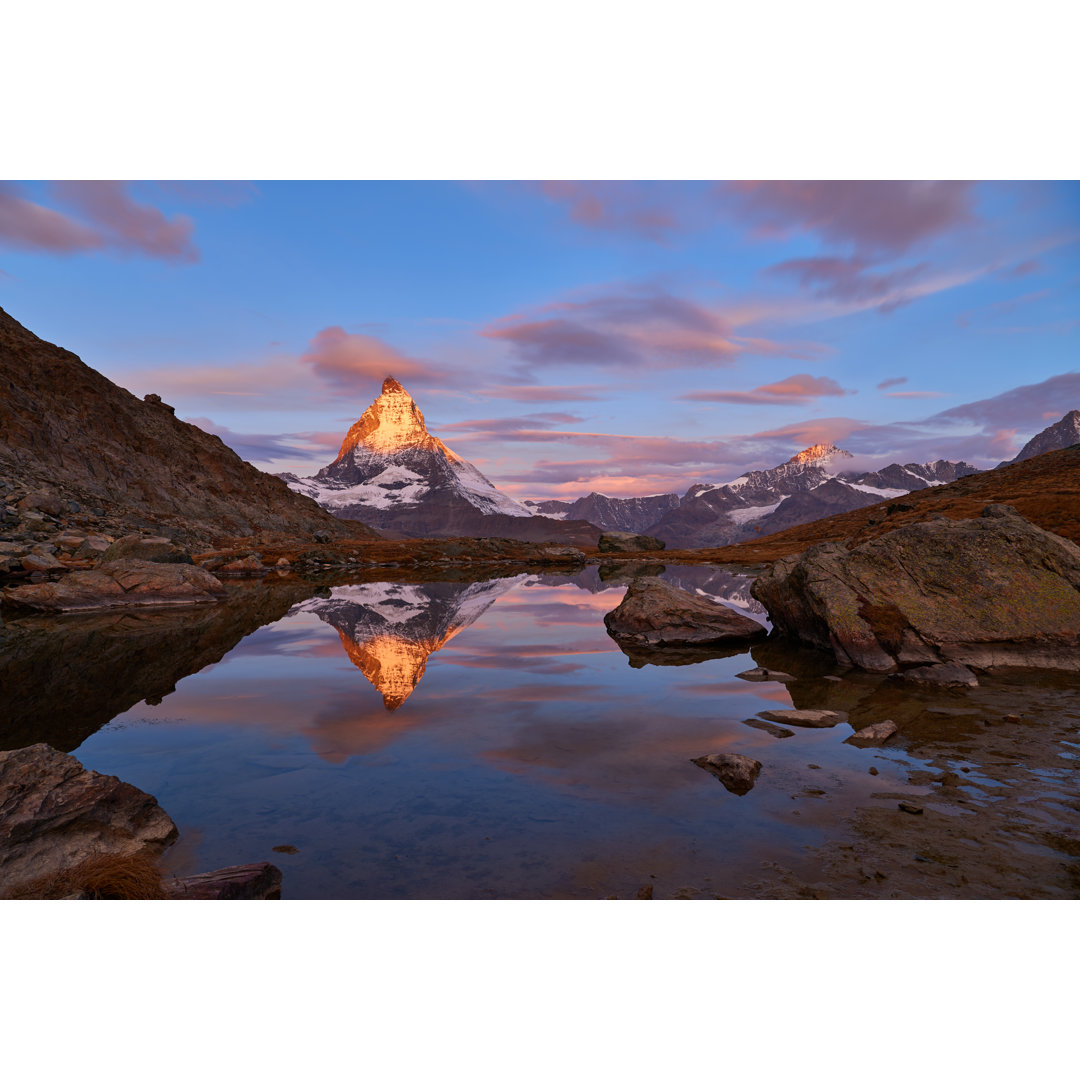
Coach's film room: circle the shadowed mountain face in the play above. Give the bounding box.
[998,409,1080,467]
[0,306,371,547]
[293,578,525,709]
[281,379,600,545]
[526,492,680,534]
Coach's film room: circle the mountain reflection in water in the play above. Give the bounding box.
[294,578,525,709]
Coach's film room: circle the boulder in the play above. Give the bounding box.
[598,531,665,553]
[21,552,64,572]
[690,753,762,795]
[17,491,67,517]
[537,546,587,563]
[215,555,266,576]
[0,744,178,892]
[756,708,848,729]
[2,559,227,613]
[99,534,194,565]
[604,576,768,648]
[750,507,1080,671]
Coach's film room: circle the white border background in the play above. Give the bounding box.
[3,2,1076,1077]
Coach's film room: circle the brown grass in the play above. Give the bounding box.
[1,852,168,900]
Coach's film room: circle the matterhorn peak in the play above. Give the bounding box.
[334,376,433,460]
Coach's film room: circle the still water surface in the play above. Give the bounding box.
[6,563,924,898]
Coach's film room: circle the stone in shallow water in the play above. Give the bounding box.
[846,719,899,746]
[895,662,979,688]
[691,753,763,795]
[604,576,767,648]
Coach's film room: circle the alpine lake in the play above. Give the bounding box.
[3,562,1078,899]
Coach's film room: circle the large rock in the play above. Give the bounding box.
[598,530,665,553]
[98,534,193,564]
[2,559,227,613]
[603,576,768,648]
[751,506,1080,671]
[0,744,178,892]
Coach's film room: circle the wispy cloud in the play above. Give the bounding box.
[0,181,198,262]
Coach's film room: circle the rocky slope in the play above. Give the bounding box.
[281,378,600,545]
[0,306,371,547]
[999,409,1080,466]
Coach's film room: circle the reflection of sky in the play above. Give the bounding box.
[73,574,918,899]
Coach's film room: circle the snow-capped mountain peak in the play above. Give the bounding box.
[335,376,438,459]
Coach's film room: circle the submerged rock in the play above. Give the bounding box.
[0,744,178,893]
[2,559,227,613]
[894,662,979,688]
[751,507,1080,671]
[604,576,768,648]
[742,718,795,739]
[597,531,665,553]
[736,666,795,683]
[691,753,762,795]
[756,708,848,729]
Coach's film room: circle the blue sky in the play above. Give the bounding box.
[1,180,1077,498]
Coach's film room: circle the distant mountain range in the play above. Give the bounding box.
[280,378,600,545]
[530,444,980,549]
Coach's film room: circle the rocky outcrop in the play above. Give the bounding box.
[2,559,227,613]
[751,505,1080,671]
[603,576,768,649]
[98,534,193,564]
[756,709,848,729]
[690,753,762,795]
[0,305,373,547]
[0,744,178,892]
[597,531,665,553]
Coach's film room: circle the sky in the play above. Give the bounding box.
[1,179,1078,500]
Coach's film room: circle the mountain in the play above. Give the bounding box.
[646,444,981,549]
[294,577,523,709]
[0,306,368,546]
[525,492,680,533]
[281,378,600,545]
[998,409,1080,467]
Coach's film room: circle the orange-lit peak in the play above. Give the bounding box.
[335,376,433,460]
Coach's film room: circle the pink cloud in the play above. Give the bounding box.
[877,376,907,391]
[724,180,978,256]
[681,373,853,405]
[0,181,197,262]
[300,326,443,390]
[0,182,105,253]
[184,418,343,463]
